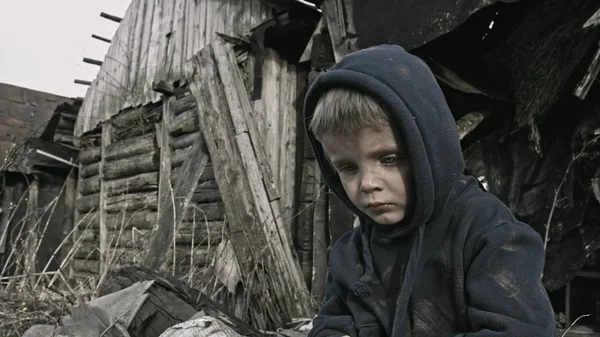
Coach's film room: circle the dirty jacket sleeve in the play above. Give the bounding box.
[456,221,556,336]
[308,272,357,337]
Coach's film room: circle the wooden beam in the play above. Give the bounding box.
[100,12,122,23]
[99,123,112,274]
[91,34,112,44]
[24,175,40,284]
[74,80,92,86]
[143,98,208,270]
[83,58,103,66]
[189,39,314,325]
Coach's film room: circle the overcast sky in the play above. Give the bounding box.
[0,1,131,98]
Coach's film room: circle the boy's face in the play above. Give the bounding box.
[321,123,414,225]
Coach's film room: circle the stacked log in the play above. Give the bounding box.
[165,89,226,278]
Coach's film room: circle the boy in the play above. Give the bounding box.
[304,45,555,336]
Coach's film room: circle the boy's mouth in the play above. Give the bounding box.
[366,202,393,212]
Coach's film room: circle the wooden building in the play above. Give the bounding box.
[72,0,323,329]
[0,82,80,280]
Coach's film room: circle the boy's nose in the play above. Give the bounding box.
[359,169,381,193]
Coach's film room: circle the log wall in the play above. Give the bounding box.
[72,90,226,279]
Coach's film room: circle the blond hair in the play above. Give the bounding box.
[309,88,389,140]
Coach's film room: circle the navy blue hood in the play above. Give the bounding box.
[304,44,464,234]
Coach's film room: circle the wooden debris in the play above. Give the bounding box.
[98,265,264,337]
[189,39,314,327]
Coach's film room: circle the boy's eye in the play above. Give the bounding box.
[381,155,396,165]
[338,164,357,174]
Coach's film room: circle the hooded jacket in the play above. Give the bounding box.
[304,45,555,337]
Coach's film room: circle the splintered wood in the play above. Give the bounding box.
[188,39,314,326]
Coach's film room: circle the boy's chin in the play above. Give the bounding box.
[370,212,405,226]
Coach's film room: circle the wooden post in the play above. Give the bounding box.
[0,183,14,254]
[99,123,112,275]
[24,174,40,283]
[61,170,77,273]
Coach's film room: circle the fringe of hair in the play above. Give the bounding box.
[309,88,389,140]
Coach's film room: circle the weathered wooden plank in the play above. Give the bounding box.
[129,0,147,102]
[104,133,157,162]
[191,45,260,300]
[262,49,282,194]
[156,0,175,82]
[279,62,299,233]
[103,150,159,180]
[184,0,195,63]
[105,172,159,196]
[191,40,313,322]
[146,0,162,98]
[157,96,172,234]
[79,147,101,165]
[99,122,112,274]
[172,0,187,79]
[139,0,156,103]
[143,123,209,269]
[223,45,281,202]
[192,0,204,54]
